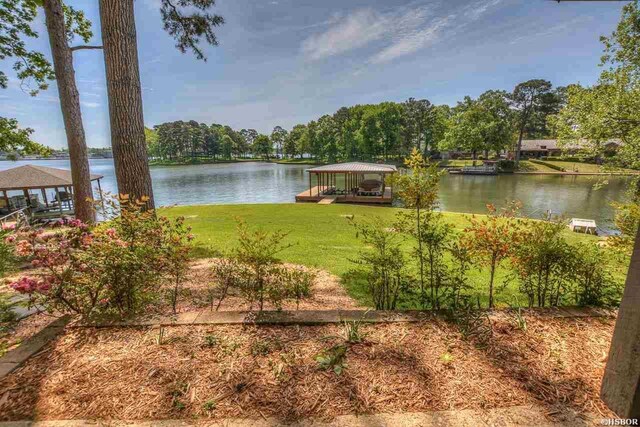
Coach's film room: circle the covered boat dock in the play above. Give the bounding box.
[295,162,397,205]
[0,164,104,223]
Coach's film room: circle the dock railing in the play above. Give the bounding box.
[0,207,30,227]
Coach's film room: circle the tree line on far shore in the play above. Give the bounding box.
[146,80,566,164]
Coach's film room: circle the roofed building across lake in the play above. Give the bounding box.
[295,162,397,205]
[517,139,621,158]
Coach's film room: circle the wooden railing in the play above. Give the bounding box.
[0,207,30,227]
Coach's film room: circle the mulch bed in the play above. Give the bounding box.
[0,314,616,423]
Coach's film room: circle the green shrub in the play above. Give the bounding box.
[571,243,623,307]
[497,159,515,172]
[349,217,409,310]
[510,215,574,307]
[315,344,347,375]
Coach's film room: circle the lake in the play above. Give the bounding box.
[0,159,630,233]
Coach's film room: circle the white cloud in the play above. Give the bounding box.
[81,101,101,108]
[369,15,451,64]
[300,9,387,61]
[301,0,504,64]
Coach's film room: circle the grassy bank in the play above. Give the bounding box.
[161,204,613,308]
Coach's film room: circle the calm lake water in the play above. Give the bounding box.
[0,159,630,233]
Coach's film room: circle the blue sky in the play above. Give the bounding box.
[0,0,628,149]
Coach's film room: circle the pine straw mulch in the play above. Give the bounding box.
[174,258,361,312]
[0,313,615,423]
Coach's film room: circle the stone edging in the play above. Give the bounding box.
[76,306,616,329]
[0,315,70,380]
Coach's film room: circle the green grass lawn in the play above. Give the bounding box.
[544,160,638,174]
[161,203,616,308]
[517,160,557,172]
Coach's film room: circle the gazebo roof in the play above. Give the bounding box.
[307,162,398,174]
[0,165,103,191]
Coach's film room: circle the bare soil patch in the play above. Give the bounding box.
[0,314,615,423]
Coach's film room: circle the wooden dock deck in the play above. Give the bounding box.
[296,186,393,205]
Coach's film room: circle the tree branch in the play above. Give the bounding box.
[70,45,103,52]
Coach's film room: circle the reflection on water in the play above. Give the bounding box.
[0,159,630,232]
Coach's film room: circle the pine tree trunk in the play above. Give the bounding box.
[99,0,154,208]
[43,0,95,223]
[601,226,640,418]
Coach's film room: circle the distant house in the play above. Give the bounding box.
[516,139,621,158]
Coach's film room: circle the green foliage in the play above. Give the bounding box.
[610,198,640,255]
[341,318,367,344]
[159,215,194,314]
[392,150,447,308]
[511,215,574,307]
[571,243,623,307]
[210,222,314,311]
[497,159,516,172]
[0,0,53,95]
[464,202,524,309]
[391,148,442,210]
[271,126,288,158]
[349,217,408,310]
[8,196,193,320]
[202,400,217,411]
[0,226,17,278]
[0,117,51,156]
[315,344,347,375]
[159,0,224,61]
[253,134,272,159]
[443,91,514,158]
[203,334,220,347]
[510,80,557,138]
[233,219,292,310]
[165,204,613,309]
[551,1,640,178]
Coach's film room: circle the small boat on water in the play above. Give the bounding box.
[569,218,598,235]
[448,160,498,176]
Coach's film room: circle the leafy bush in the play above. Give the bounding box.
[233,219,292,310]
[609,199,640,256]
[570,243,622,307]
[497,159,515,172]
[158,216,194,313]
[349,218,409,310]
[446,239,475,309]
[209,222,314,311]
[511,215,574,307]
[209,258,252,310]
[464,202,525,308]
[8,197,193,320]
[391,149,445,308]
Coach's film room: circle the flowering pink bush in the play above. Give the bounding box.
[8,198,193,320]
